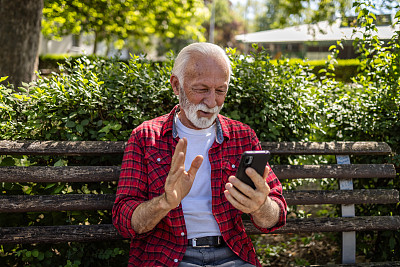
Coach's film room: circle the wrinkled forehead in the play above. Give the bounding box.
[184,53,230,80]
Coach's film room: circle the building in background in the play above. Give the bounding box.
[39,34,131,59]
[235,15,398,60]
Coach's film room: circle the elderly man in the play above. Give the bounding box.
[112,42,287,267]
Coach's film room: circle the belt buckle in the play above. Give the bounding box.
[192,238,208,248]
[191,238,210,248]
[191,237,221,248]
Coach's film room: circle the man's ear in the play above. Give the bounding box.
[170,75,180,96]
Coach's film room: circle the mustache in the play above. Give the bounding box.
[196,104,220,113]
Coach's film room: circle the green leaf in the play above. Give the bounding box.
[76,124,84,133]
[53,184,65,194]
[25,250,32,258]
[32,250,39,257]
[66,121,76,128]
[54,159,67,166]
[110,123,122,130]
[81,119,90,126]
[45,183,56,190]
[38,252,45,261]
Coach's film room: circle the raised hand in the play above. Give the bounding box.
[164,137,203,209]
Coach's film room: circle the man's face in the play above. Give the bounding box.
[175,54,230,130]
[179,85,223,129]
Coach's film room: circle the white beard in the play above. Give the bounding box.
[179,86,223,129]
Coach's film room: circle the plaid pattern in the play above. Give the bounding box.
[112,105,287,267]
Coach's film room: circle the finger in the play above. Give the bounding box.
[263,165,271,191]
[246,167,268,192]
[224,189,249,213]
[171,138,186,170]
[263,165,271,179]
[175,138,187,167]
[171,138,184,165]
[182,137,187,156]
[187,155,203,178]
[226,180,251,203]
[169,152,185,177]
[165,164,185,187]
[228,176,253,198]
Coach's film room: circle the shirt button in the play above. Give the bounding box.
[174,259,178,263]
[181,232,185,236]
[157,158,161,162]
[232,164,236,168]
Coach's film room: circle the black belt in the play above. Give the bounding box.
[188,236,225,248]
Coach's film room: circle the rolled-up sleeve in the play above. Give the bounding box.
[112,131,153,239]
[251,164,287,233]
[250,130,287,233]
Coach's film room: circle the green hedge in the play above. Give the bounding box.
[40,54,360,83]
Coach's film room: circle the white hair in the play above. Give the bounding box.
[172,42,232,85]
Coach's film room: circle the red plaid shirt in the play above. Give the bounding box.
[112,105,287,267]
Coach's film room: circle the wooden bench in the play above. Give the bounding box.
[0,140,399,265]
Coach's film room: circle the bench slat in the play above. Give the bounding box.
[0,194,115,212]
[245,216,400,235]
[0,140,126,156]
[1,216,399,244]
[0,164,395,183]
[0,166,120,182]
[0,189,398,213]
[285,189,399,205]
[0,141,392,156]
[262,141,392,155]
[274,164,396,179]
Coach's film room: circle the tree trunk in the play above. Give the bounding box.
[93,31,98,55]
[0,0,43,89]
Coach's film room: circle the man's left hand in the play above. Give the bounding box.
[224,165,271,214]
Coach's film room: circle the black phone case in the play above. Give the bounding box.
[236,150,271,189]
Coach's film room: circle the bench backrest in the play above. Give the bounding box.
[0,140,398,263]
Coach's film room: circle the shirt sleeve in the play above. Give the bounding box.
[249,128,287,233]
[112,130,153,239]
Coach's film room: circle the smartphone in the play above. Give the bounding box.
[236,150,271,189]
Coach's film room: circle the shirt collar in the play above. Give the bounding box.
[163,105,226,144]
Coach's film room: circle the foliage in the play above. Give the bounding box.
[248,0,352,31]
[202,0,245,48]
[38,55,362,85]
[42,0,208,54]
[225,44,320,142]
[250,0,399,31]
[315,0,400,261]
[0,55,176,142]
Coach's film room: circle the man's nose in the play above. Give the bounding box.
[203,90,217,108]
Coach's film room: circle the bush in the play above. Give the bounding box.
[316,1,400,261]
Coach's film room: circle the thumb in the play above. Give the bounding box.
[187,155,203,178]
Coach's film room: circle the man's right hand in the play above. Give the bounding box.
[131,138,203,234]
[163,137,203,209]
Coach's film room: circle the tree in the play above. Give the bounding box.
[251,0,352,31]
[0,0,43,88]
[203,0,245,48]
[0,0,208,88]
[42,0,208,55]
[251,0,400,31]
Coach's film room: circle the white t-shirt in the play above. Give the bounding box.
[175,115,221,239]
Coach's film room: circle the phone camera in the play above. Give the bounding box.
[244,156,253,166]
